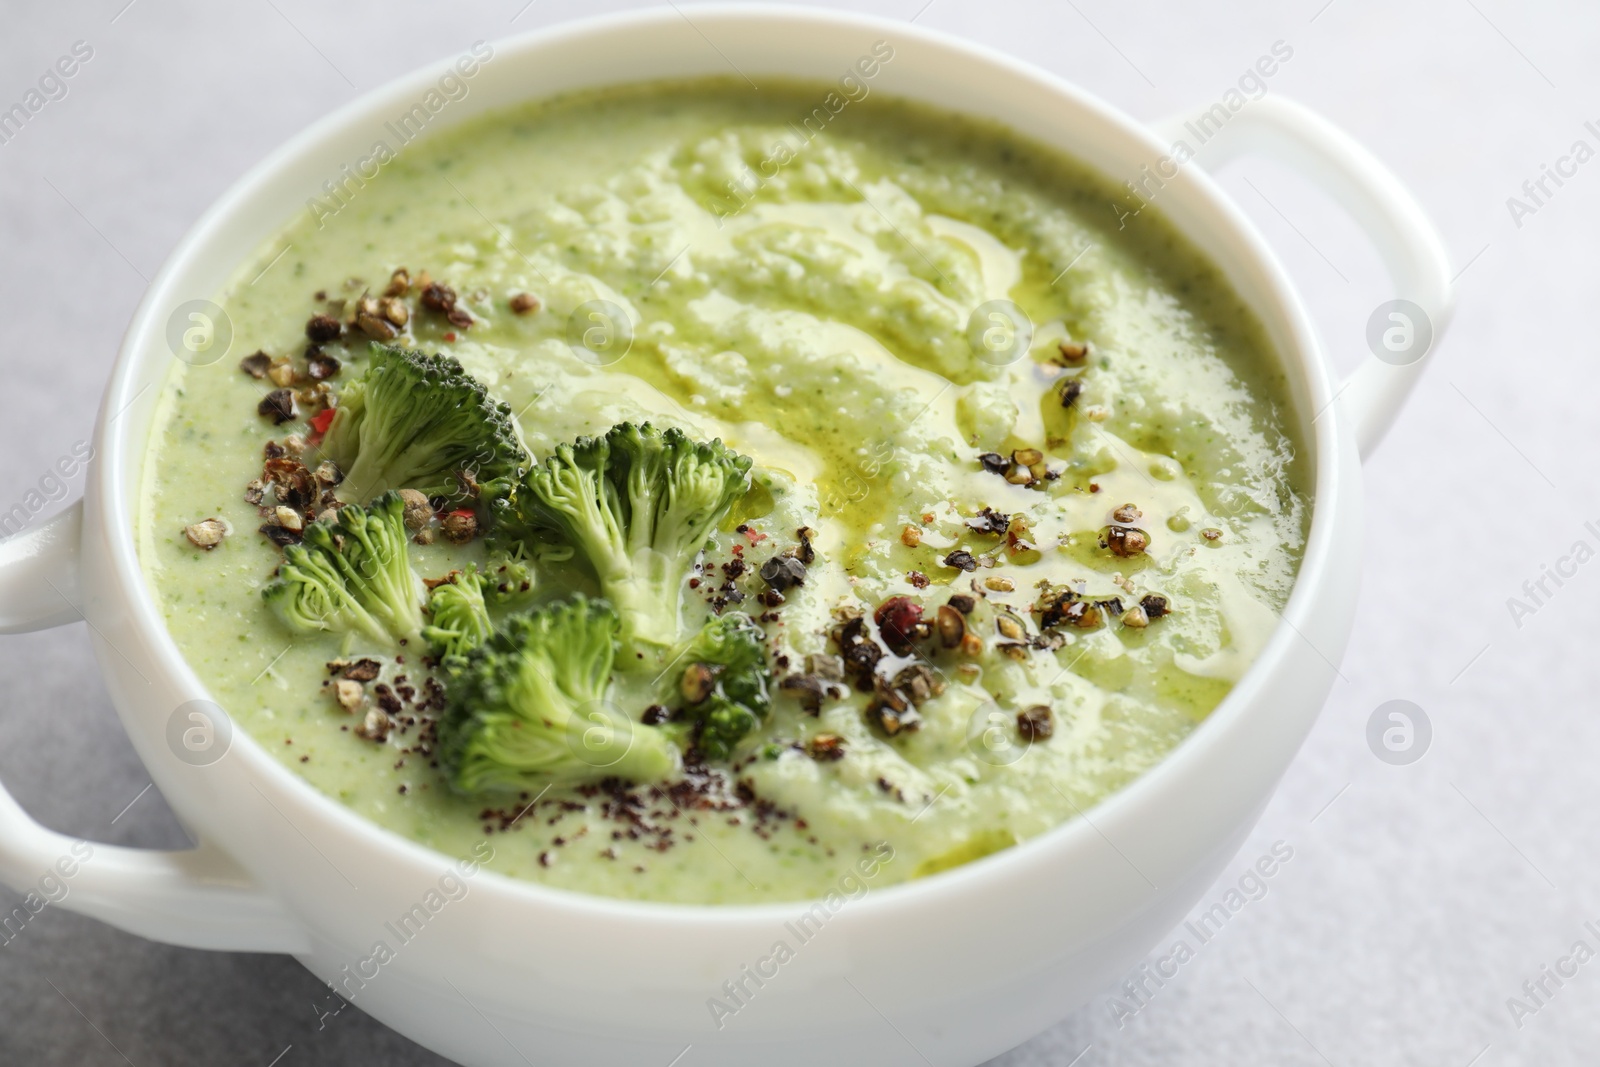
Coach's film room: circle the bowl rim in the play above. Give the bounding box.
[96,1,1342,924]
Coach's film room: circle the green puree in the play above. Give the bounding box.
[138,79,1309,904]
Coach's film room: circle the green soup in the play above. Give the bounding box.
[138,78,1309,904]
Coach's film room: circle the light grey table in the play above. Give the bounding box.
[1,1,1591,1063]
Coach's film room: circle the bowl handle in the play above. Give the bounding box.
[0,502,309,954]
[1151,95,1455,459]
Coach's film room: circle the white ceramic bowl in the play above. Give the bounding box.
[0,6,1451,1065]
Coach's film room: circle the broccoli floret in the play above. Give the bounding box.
[263,492,425,648]
[422,556,540,660]
[325,343,529,511]
[480,554,538,609]
[514,422,752,650]
[438,596,679,794]
[422,566,494,660]
[674,612,771,761]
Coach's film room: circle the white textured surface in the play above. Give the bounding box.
[0,1,1589,1064]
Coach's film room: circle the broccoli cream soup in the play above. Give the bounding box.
[138,76,1309,904]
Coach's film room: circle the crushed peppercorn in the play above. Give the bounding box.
[942,549,978,572]
[183,518,229,551]
[806,734,846,762]
[965,507,1010,535]
[759,554,806,591]
[441,510,478,544]
[258,389,297,424]
[1017,705,1054,742]
[306,350,341,380]
[239,351,273,379]
[1106,526,1150,558]
[305,314,343,343]
[873,596,925,656]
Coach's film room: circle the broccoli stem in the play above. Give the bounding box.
[606,548,684,651]
[479,684,678,788]
[331,497,425,642]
